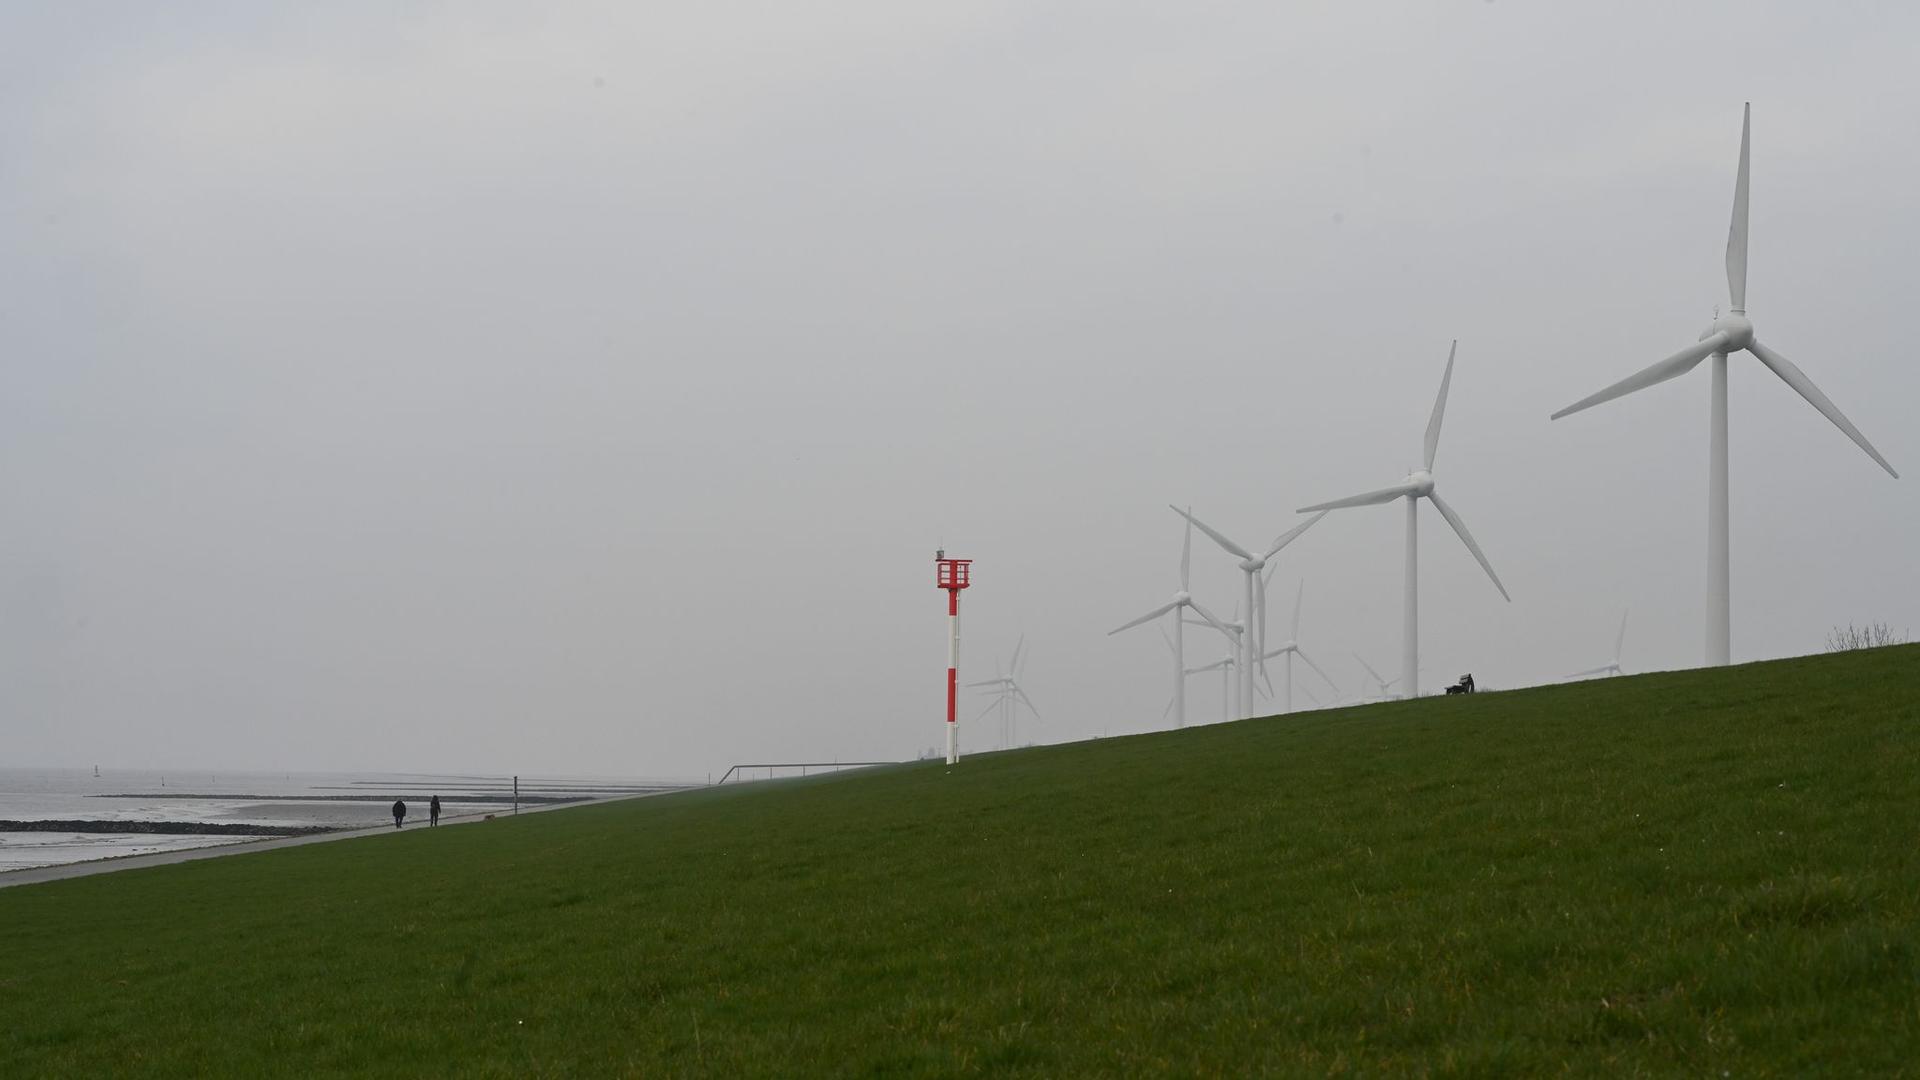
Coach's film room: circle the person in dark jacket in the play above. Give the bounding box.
[429,795,441,827]
[392,799,407,828]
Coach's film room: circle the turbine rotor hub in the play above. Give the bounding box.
[1705,312,1754,352]
[1407,469,1435,497]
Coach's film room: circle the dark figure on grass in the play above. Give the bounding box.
[392,799,407,828]
[1445,673,1476,695]
[429,795,441,827]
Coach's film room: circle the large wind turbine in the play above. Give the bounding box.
[1299,342,1509,698]
[1551,104,1897,667]
[1109,511,1235,728]
[1171,507,1328,719]
[1566,610,1629,681]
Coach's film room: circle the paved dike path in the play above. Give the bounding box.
[0,789,680,891]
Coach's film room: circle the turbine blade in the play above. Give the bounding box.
[1187,598,1235,640]
[1727,102,1750,312]
[973,698,1001,722]
[1169,505,1252,560]
[1424,339,1457,471]
[1565,665,1616,680]
[1300,684,1323,708]
[1259,664,1275,699]
[1014,686,1039,719]
[1108,599,1180,636]
[1292,580,1303,640]
[1748,339,1898,478]
[1012,635,1026,679]
[1298,485,1420,514]
[965,677,1003,688]
[1296,648,1338,692]
[1549,333,1728,420]
[1158,625,1177,659]
[1263,509,1329,560]
[1180,507,1192,591]
[1614,609,1629,664]
[1161,693,1175,722]
[1353,652,1387,686]
[1427,491,1511,601]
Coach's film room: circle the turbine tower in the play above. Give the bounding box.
[1108,510,1235,728]
[1566,610,1630,681]
[1551,104,1897,666]
[1299,342,1510,698]
[1170,507,1327,719]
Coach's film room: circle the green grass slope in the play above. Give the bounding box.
[4,646,1918,1077]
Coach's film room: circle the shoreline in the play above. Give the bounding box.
[1,819,337,838]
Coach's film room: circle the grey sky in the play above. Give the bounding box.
[4,2,1916,776]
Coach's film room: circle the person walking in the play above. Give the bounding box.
[429,795,441,828]
[392,799,407,829]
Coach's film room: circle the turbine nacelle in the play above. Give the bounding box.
[1404,469,1435,497]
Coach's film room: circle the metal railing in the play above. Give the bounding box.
[714,762,897,785]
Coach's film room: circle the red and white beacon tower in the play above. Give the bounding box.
[935,550,972,765]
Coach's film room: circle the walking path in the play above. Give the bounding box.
[0,789,685,891]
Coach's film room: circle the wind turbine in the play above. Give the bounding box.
[1109,510,1235,728]
[1354,653,1400,702]
[1258,581,1339,713]
[1299,342,1510,698]
[1170,507,1328,719]
[1566,610,1630,680]
[1551,104,1897,667]
[967,638,1040,749]
[1186,654,1237,724]
[1185,600,1247,722]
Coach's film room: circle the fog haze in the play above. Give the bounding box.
[5,2,1916,776]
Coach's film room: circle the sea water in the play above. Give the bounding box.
[0,768,685,872]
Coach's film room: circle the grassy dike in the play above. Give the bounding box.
[3,646,1918,1077]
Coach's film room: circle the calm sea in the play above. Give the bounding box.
[0,768,689,872]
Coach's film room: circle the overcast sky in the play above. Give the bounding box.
[4,2,1916,778]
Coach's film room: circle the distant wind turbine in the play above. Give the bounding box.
[1299,342,1510,698]
[1170,507,1328,719]
[967,638,1039,749]
[1109,510,1234,729]
[1353,652,1400,702]
[1185,654,1237,725]
[1185,601,1247,721]
[1256,581,1339,713]
[1566,610,1630,681]
[1551,104,1897,667]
